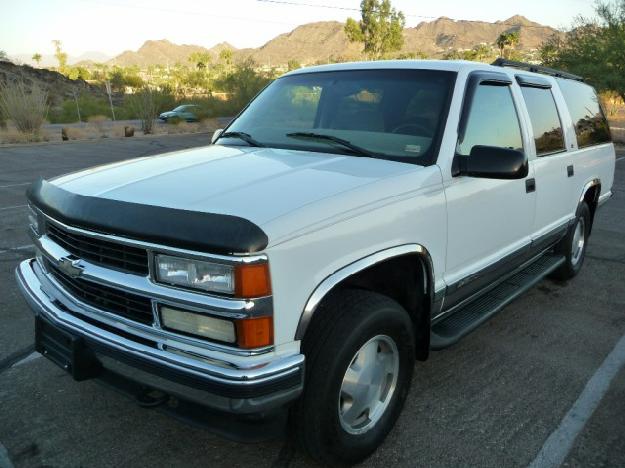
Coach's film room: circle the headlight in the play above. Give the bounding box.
[155,254,235,294]
[155,254,271,297]
[160,305,236,343]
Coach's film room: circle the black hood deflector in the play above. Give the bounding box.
[27,179,269,254]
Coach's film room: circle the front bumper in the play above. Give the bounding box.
[16,258,304,416]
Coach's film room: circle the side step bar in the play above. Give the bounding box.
[430,254,565,350]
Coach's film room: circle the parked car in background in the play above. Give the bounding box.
[158,104,199,122]
[17,59,615,466]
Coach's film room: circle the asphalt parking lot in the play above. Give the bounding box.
[0,136,624,468]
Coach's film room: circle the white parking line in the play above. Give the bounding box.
[0,244,34,255]
[11,352,41,368]
[528,333,625,468]
[0,182,31,189]
[0,441,14,468]
[0,204,27,212]
[616,156,625,163]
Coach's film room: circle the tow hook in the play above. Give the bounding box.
[136,387,169,408]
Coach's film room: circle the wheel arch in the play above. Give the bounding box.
[579,178,601,234]
[295,244,435,361]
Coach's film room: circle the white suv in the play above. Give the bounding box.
[17,59,615,465]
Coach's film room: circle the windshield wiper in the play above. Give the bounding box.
[217,131,264,147]
[286,132,377,158]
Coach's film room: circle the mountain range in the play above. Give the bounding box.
[9,51,112,68]
[108,15,560,68]
[10,15,560,69]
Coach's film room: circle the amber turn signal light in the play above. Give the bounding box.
[235,316,273,349]
[234,263,271,298]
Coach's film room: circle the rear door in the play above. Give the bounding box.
[517,75,574,250]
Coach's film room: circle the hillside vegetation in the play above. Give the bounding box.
[102,15,558,67]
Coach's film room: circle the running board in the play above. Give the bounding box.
[430,254,565,350]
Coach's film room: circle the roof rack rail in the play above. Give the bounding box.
[491,58,584,82]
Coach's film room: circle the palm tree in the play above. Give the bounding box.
[32,53,42,67]
[496,31,520,59]
[472,44,492,62]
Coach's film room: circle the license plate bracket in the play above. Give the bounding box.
[35,316,101,381]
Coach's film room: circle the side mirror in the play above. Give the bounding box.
[211,128,223,144]
[453,145,528,180]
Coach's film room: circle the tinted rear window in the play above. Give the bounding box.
[557,79,611,148]
[520,86,565,156]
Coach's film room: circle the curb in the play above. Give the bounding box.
[0,130,213,149]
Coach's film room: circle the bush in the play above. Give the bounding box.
[0,80,49,134]
[127,87,170,134]
[0,125,51,144]
[87,114,111,136]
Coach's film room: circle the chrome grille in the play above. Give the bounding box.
[46,222,149,275]
[45,258,154,325]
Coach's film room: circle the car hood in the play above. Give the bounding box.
[52,145,430,245]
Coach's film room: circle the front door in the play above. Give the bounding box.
[443,75,536,308]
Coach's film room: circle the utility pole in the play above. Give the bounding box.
[105,81,116,121]
[72,89,82,123]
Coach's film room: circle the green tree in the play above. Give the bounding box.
[52,40,68,73]
[496,30,520,58]
[217,57,272,110]
[344,0,405,59]
[287,59,301,71]
[219,48,233,66]
[189,51,211,70]
[32,53,42,66]
[66,66,91,80]
[0,50,7,61]
[472,43,494,62]
[540,1,625,102]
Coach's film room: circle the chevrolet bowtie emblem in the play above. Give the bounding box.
[57,257,84,278]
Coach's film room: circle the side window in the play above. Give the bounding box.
[520,86,565,156]
[458,84,523,156]
[557,79,611,148]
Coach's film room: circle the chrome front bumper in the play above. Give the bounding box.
[16,259,304,414]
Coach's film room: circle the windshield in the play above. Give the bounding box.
[173,105,193,112]
[221,69,456,165]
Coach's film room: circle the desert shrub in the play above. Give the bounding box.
[87,114,111,136]
[0,123,52,144]
[127,86,171,134]
[166,115,183,125]
[0,80,49,134]
[63,126,100,140]
[215,58,273,111]
[49,94,116,123]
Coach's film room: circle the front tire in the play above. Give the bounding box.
[552,202,591,280]
[293,290,415,466]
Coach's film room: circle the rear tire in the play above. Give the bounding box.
[551,202,591,280]
[292,289,415,466]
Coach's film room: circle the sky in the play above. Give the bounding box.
[1,0,596,58]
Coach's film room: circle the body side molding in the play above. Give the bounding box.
[295,244,435,340]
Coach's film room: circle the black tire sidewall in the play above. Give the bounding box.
[299,292,415,464]
[567,202,591,275]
